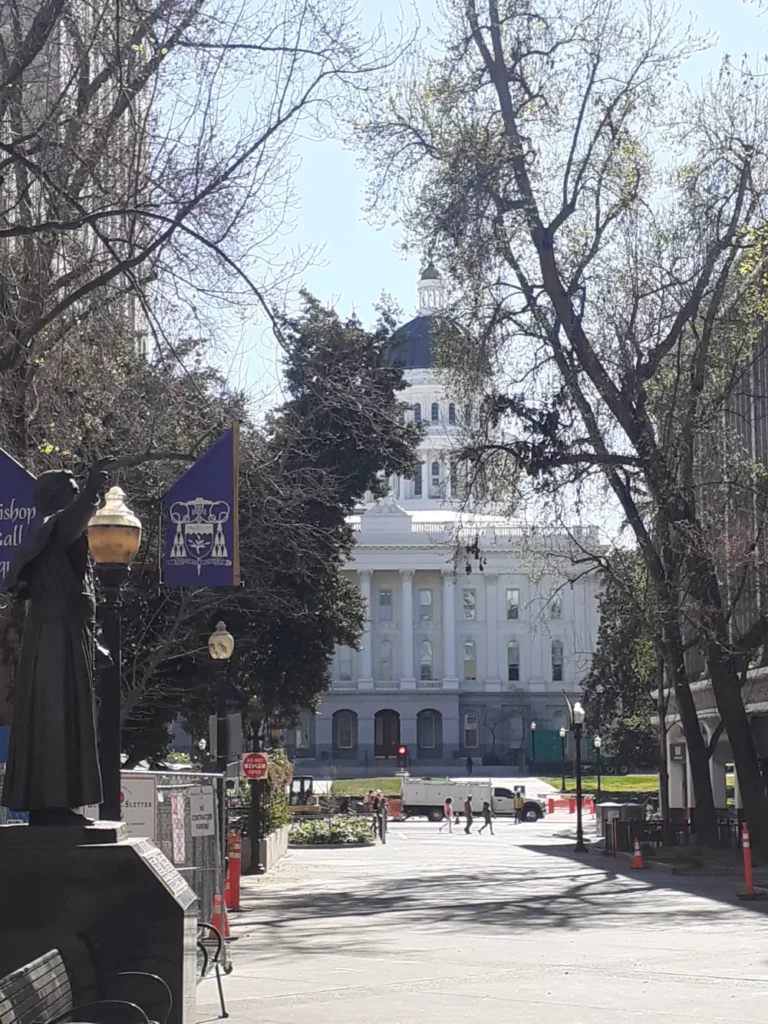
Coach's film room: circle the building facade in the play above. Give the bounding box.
[291,270,601,769]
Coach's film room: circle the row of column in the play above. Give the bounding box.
[358,569,460,684]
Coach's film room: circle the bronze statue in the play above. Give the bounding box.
[2,458,112,824]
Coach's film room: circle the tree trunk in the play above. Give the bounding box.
[660,613,719,843]
[672,662,718,844]
[708,656,768,851]
[656,657,670,844]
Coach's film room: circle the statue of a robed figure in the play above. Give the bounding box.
[2,458,112,824]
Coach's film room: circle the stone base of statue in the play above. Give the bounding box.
[0,822,198,1024]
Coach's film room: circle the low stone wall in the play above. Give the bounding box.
[242,824,290,874]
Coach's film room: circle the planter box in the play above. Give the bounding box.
[242,824,290,874]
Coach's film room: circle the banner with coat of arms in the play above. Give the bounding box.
[161,425,240,587]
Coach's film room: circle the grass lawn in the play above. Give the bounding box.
[541,774,658,794]
[331,777,406,798]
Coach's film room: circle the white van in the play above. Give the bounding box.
[401,778,546,822]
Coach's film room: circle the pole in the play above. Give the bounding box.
[96,564,129,822]
[596,745,602,803]
[560,733,567,792]
[216,661,228,777]
[531,729,536,770]
[248,723,265,874]
[574,722,587,853]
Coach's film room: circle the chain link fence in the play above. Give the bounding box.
[150,771,223,924]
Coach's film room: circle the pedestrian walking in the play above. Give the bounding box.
[438,796,454,832]
[513,789,524,824]
[478,800,494,835]
[463,795,473,834]
[466,755,474,775]
[371,790,383,838]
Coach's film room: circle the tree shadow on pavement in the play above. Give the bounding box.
[232,848,750,964]
[518,840,768,918]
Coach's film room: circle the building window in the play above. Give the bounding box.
[550,589,562,619]
[431,402,439,422]
[449,403,456,425]
[380,639,393,681]
[506,588,520,620]
[339,647,353,681]
[379,589,392,621]
[419,588,433,621]
[419,710,436,748]
[463,640,476,681]
[431,460,441,496]
[507,640,520,682]
[464,711,479,748]
[462,589,476,620]
[414,463,423,497]
[420,640,433,681]
[551,639,564,682]
[295,710,312,751]
[414,403,422,423]
[335,710,355,749]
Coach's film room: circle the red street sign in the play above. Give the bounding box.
[242,752,268,779]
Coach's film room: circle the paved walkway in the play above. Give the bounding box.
[197,817,768,1023]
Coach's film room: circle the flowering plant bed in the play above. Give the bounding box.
[289,816,373,846]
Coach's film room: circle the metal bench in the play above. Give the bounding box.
[0,949,171,1024]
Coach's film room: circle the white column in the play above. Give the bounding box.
[734,766,743,810]
[485,573,499,682]
[442,569,457,684]
[358,570,373,682]
[401,570,415,682]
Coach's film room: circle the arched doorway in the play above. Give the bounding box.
[332,709,358,760]
[417,709,443,760]
[374,709,400,758]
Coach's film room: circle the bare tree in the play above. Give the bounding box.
[359,0,768,845]
[0,0,400,454]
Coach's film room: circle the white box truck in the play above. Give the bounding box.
[400,778,545,823]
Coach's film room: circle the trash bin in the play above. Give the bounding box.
[595,802,622,838]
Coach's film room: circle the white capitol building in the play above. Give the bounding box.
[290,268,600,769]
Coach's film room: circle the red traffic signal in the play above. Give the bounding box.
[397,745,407,756]
[397,744,408,767]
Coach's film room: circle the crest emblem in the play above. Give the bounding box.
[169,498,232,576]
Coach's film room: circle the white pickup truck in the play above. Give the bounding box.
[401,778,546,823]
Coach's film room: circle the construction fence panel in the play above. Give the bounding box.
[152,771,223,925]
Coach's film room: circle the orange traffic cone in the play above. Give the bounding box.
[210,893,231,939]
[632,838,646,870]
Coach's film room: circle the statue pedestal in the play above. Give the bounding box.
[0,823,198,1024]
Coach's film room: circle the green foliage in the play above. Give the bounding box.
[265,751,293,834]
[0,293,421,762]
[583,553,657,765]
[289,816,374,846]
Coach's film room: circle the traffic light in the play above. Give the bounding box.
[397,745,408,769]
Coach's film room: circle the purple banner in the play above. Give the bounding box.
[162,426,240,587]
[0,449,36,588]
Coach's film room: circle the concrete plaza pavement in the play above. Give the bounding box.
[197,816,768,1023]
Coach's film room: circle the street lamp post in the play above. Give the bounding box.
[594,735,602,803]
[559,727,567,792]
[247,696,266,875]
[572,701,587,853]
[209,623,235,921]
[87,486,142,822]
[530,721,537,771]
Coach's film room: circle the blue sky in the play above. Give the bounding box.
[237,0,767,401]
